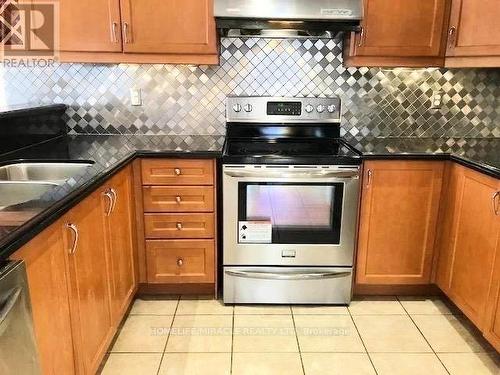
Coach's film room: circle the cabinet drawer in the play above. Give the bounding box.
[143,186,214,212]
[146,240,215,283]
[141,159,214,186]
[144,213,215,239]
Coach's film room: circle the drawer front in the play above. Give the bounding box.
[141,159,214,186]
[144,213,215,239]
[146,240,215,283]
[143,186,214,212]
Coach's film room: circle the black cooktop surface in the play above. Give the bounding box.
[223,138,362,165]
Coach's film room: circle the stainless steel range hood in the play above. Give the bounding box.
[215,0,362,39]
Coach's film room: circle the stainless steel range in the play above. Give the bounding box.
[222,96,362,304]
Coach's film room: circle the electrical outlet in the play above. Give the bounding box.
[130,88,142,106]
[431,91,443,109]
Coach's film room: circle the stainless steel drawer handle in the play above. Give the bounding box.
[225,270,351,281]
[123,22,130,43]
[493,191,500,216]
[366,169,373,187]
[174,168,182,176]
[177,258,184,267]
[67,223,79,255]
[109,188,117,213]
[176,222,183,230]
[175,196,182,204]
[0,287,22,328]
[111,22,119,43]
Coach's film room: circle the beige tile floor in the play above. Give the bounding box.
[100,295,500,375]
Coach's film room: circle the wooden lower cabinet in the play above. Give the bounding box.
[146,240,215,283]
[102,166,137,325]
[484,240,500,352]
[435,163,500,329]
[63,191,114,375]
[11,222,76,375]
[356,160,444,285]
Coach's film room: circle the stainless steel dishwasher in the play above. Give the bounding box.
[0,260,41,374]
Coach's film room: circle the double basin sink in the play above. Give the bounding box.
[0,162,94,208]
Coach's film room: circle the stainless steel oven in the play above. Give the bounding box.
[221,96,362,304]
[223,164,360,267]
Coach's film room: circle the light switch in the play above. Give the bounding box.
[130,88,142,106]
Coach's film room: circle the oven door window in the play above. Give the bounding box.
[238,182,344,244]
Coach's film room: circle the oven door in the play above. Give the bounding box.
[223,165,360,266]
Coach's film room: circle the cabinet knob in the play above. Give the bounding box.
[177,258,184,267]
[175,196,182,204]
[176,222,183,230]
[174,168,181,176]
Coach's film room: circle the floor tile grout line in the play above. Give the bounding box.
[290,306,306,375]
[396,296,452,375]
[155,295,181,375]
[230,305,235,375]
[347,305,379,375]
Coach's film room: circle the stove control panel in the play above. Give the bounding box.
[226,96,341,123]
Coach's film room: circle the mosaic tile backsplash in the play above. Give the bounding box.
[0,37,499,137]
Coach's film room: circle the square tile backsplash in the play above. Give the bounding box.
[0,37,498,137]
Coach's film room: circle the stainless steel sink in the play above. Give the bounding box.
[0,181,59,208]
[0,162,94,184]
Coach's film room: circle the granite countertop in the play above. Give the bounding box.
[345,137,500,178]
[0,134,224,260]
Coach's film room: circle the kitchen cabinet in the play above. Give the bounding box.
[59,0,218,64]
[356,160,444,285]
[102,166,137,326]
[63,191,114,375]
[445,0,500,67]
[135,158,217,291]
[59,0,123,52]
[344,0,449,67]
[10,222,75,375]
[484,231,500,352]
[435,163,500,329]
[120,0,217,55]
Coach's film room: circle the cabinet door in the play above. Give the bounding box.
[64,192,113,375]
[356,161,444,284]
[446,0,500,57]
[104,166,137,325]
[352,0,448,57]
[120,0,217,54]
[60,0,122,52]
[484,230,500,352]
[11,222,75,375]
[438,166,500,328]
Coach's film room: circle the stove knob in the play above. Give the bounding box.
[232,104,242,113]
[316,105,325,113]
[305,104,314,113]
[244,104,253,112]
[327,104,337,113]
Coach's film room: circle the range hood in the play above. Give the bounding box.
[215,0,362,39]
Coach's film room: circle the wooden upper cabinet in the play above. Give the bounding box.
[345,0,449,66]
[119,0,217,55]
[103,166,137,326]
[435,164,500,329]
[445,0,500,67]
[356,160,444,285]
[59,0,122,52]
[64,191,114,375]
[11,222,75,375]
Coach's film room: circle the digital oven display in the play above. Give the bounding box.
[267,101,302,116]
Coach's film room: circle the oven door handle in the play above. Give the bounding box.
[223,170,359,179]
[225,269,351,280]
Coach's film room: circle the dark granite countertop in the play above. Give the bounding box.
[345,137,500,178]
[0,134,224,260]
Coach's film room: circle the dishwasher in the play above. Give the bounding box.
[0,260,41,374]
